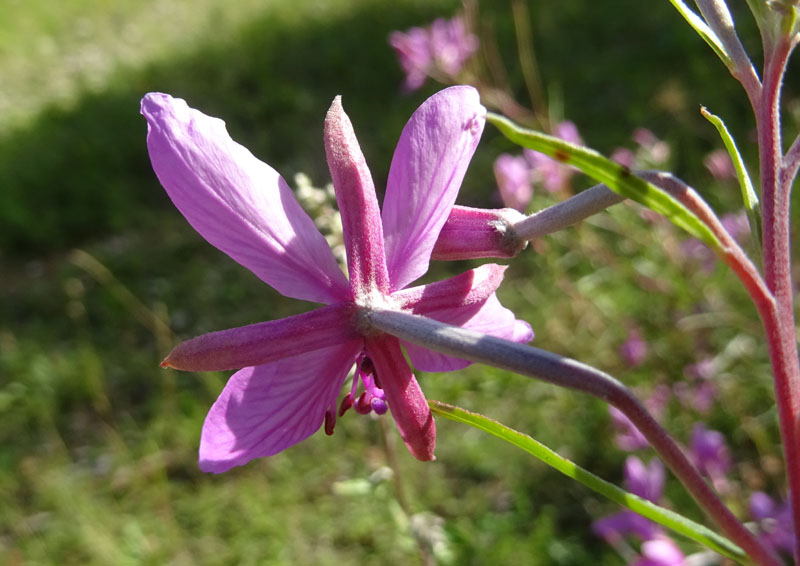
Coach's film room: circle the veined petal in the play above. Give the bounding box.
[392,263,507,312]
[324,96,390,297]
[199,340,363,473]
[162,303,358,371]
[366,334,435,461]
[382,86,486,291]
[402,294,534,372]
[141,93,349,305]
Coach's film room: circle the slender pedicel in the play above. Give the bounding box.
[366,309,781,566]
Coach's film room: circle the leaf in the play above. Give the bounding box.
[487,113,721,250]
[429,400,750,564]
[700,106,763,255]
[666,0,733,69]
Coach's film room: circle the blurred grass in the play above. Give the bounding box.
[0,0,791,564]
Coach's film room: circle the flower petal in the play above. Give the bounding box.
[366,334,435,461]
[402,293,533,372]
[392,263,507,312]
[324,96,390,297]
[141,93,349,305]
[382,86,486,291]
[199,340,363,473]
[162,303,358,371]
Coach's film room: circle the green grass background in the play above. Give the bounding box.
[0,0,792,564]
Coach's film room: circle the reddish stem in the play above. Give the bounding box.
[757,34,800,563]
[367,309,781,565]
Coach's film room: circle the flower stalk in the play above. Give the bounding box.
[755,30,800,560]
[366,308,781,566]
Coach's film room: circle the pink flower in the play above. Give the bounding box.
[141,86,532,472]
[428,17,478,77]
[750,492,796,556]
[690,423,731,493]
[625,456,665,502]
[611,147,635,168]
[388,26,432,91]
[389,16,478,92]
[620,327,648,367]
[633,537,686,566]
[524,120,583,192]
[612,128,671,171]
[704,149,736,181]
[494,153,533,211]
[592,457,665,543]
[632,128,670,166]
[720,210,750,242]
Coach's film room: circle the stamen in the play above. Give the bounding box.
[324,408,336,435]
[371,397,388,415]
[338,393,354,416]
[338,354,389,418]
[355,392,373,415]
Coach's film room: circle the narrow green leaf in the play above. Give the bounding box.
[700,107,763,254]
[666,0,733,68]
[429,400,750,564]
[487,113,721,250]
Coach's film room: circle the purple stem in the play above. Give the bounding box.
[366,309,781,566]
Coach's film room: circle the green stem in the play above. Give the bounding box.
[429,400,748,563]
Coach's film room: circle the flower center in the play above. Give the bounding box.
[324,353,388,435]
[351,290,397,336]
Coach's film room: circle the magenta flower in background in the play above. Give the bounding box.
[632,128,670,167]
[611,147,635,168]
[389,16,478,92]
[620,326,648,367]
[524,120,583,193]
[704,149,736,181]
[493,153,533,211]
[690,423,731,493]
[388,26,431,91]
[142,86,533,472]
[632,537,686,566]
[720,210,750,241]
[610,128,671,174]
[674,358,717,414]
[673,381,716,414]
[625,456,665,503]
[750,491,796,556]
[428,17,478,77]
[593,456,665,543]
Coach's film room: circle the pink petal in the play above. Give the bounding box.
[366,334,435,460]
[141,93,349,305]
[391,264,508,372]
[403,294,533,372]
[199,340,363,473]
[162,303,358,371]
[382,86,486,291]
[324,96,390,297]
[392,263,507,312]
[636,538,685,566]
